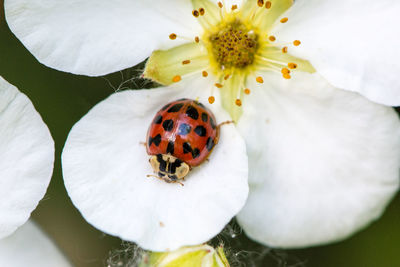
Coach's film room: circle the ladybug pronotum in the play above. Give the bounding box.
[146,98,221,184]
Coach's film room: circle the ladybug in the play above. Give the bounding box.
[146,98,220,184]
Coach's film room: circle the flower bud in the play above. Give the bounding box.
[140,244,230,267]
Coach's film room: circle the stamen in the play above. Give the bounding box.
[199,8,205,16]
[257,0,264,7]
[235,99,242,106]
[208,96,215,104]
[202,71,209,77]
[293,40,301,46]
[256,55,290,67]
[172,75,182,82]
[215,83,223,88]
[283,73,291,79]
[265,1,272,9]
[280,17,288,23]
[192,10,200,17]
[224,74,230,80]
[244,88,251,95]
[169,33,177,40]
[195,36,200,43]
[182,60,191,65]
[231,5,238,11]
[256,76,264,83]
[281,68,290,74]
[282,46,288,53]
[268,35,276,42]
[288,62,298,69]
[218,1,223,8]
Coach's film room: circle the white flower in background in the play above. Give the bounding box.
[0,220,71,267]
[5,0,400,249]
[0,76,54,240]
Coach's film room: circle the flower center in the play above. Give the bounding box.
[209,20,258,69]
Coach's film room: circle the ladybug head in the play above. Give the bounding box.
[149,154,190,183]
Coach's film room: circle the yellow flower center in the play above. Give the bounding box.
[209,19,258,69]
[143,0,315,121]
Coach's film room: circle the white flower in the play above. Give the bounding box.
[61,83,249,251]
[0,76,54,240]
[0,220,71,267]
[6,0,400,249]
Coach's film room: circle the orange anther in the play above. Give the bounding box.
[268,35,276,42]
[288,62,297,69]
[199,8,205,15]
[231,4,238,10]
[281,68,290,74]
[169,33,177,40]
[257,0,264,7]
[283,73,291,79]
[282,46,288,53]
[215,83,223,88]
[202,71,208,77]
[265,1,272,9]
[280,17,288,23]
[235,99,242,106]
[218,2,223,8]
[224,74,230,80]
[192,10,200,17]
[208,96,215,104]
[195,36,200,43]
[172,75,182,82]
[244,88,251,95]
[293,40,301,46]
[256,76,264,83]
[182,60,191,65]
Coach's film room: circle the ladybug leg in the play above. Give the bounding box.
[217,120,234,128]
[214,120,234,145]
[139,141,147,147]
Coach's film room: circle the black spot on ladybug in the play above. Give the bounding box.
[177,98,188,101]
[186,105,199,120]
[157,154,166,171]
[201,112,208,123]
[182,142,192,154]
[178,123,191,135]
[161,103,170,111]
[209,116,216,129]
[149,134,161,147]
[153,115,163,124]
[162,119,174,131]
[192,148,200,159]
[194,125,207,137]
[167,103,184,113]
[206,137,215,151]
[166,141,175,154]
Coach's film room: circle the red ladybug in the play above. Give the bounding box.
[146,98,220,184]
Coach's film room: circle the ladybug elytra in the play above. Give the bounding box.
[146,99,221,184]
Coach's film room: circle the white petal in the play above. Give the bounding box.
[237,72,400,248]
[274,0,400,106]
[5,0,202,76]
[0,220,71,267]
[0,77,54,239]
[62,77,248,251]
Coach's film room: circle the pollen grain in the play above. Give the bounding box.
[172,75,182,82]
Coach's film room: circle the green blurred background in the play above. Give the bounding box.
[1,3,400,267]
